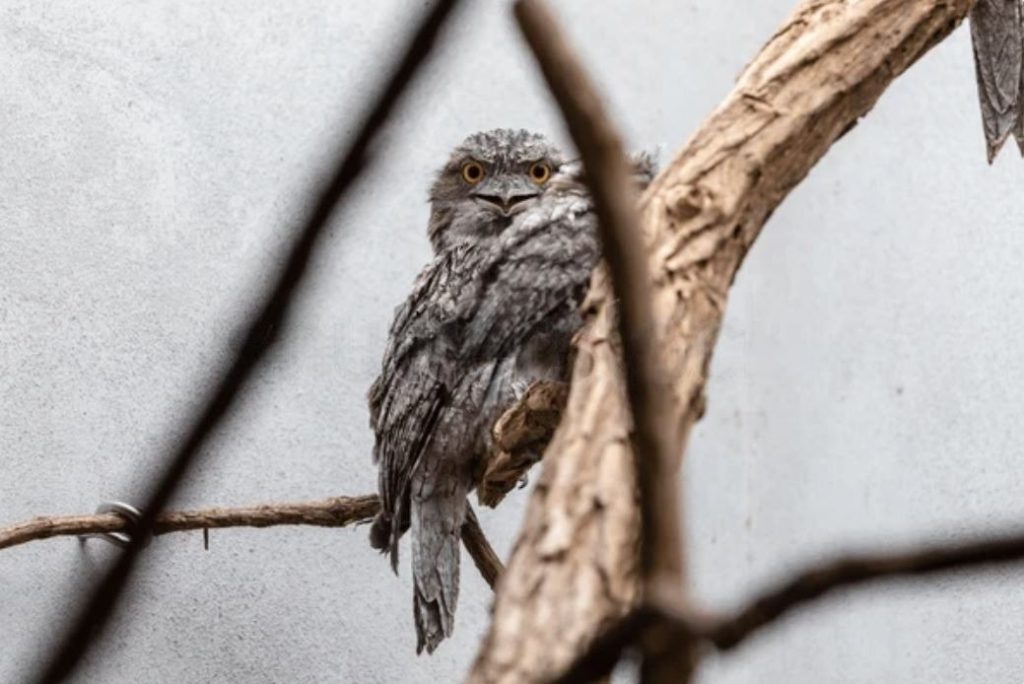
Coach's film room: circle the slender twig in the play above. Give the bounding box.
[702,529,1024,650]
[514,0,691,680]
[550,527,1024,681]
[0,494,503,589]
[4,385,545,580]
[31,4,462,681]
[462,504,504,590]
[0,497,378,550]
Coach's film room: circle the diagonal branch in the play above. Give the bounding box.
[702,528,1024,651]
[550,525,1024,682]
[515,0,683,600]
[513,0,691,680]
[0,494,503,590]
[462,504,504,590]
[470,1,975,682]
[31,3,464,680]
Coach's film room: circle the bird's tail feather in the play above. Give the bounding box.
[411,487,467,654]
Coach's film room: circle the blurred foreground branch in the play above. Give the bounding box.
[513,0,691,680]
[31,3,464,680]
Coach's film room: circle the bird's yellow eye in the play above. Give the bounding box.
[529,162,551,184]
[461,161,485,184]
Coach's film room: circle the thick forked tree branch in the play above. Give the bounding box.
[469,1,974,682]
[0,495,504,590]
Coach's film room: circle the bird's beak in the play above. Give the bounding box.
[473,178,540,217]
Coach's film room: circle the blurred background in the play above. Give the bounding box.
[2,1,1023,682]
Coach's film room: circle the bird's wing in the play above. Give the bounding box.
[395,192,600,646]
[369,176,600,560]
[368,245,483,558]
[969,0,1024,161]
[460,183,598,361]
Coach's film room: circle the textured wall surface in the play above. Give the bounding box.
[2,2,1023,683]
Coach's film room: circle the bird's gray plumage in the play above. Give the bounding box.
[367,128,653,653]
[970,0,1024,161]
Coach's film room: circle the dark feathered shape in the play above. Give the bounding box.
[970,0,1024,161]
[367,128,656,653]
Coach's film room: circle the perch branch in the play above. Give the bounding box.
[470,1,975,682]
[0,494,503,590]
[0,496,379,551]
[1,386,553,582]
[33,5,464,678]
[514,0,691,680]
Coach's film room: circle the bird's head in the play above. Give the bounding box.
[427,129,565,252]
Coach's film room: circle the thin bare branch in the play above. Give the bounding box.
[552,526,1024,680]
[702,529,1024,651]
[151,496,378,534]
[31,3,463,681]
[0,498,378,551]
[0,494,504,590]
[1,514,129,551]
[515,0,685,596]
[462,504,505,590]
[2,387,544,582]
[515,0,691,679]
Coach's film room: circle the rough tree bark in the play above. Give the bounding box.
[469,1,974,682]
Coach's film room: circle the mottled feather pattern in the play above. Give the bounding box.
[365,129,647,653]
[969,0,1024,160]
[368,244,486,562]
[463,185,594,358]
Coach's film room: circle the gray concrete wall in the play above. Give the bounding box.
[2,2,1022,682]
